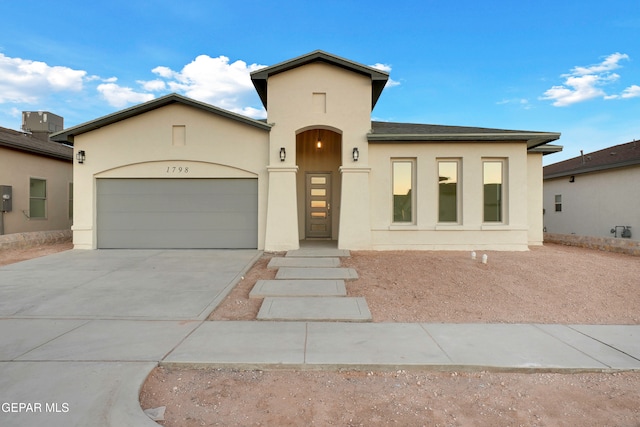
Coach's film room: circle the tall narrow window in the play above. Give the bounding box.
[392,160,414,223]
[29,178,47,219]
[555,195,562,212]
[483,161,503,222]
[438,160,459,222]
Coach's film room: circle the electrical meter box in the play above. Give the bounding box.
[1,185,12,212]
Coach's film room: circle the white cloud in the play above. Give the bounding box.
[96,81,154,108]
[369,62,400,88]
[0,53,86,103]
[138,79,166,92]
[541,53,637,106]
[139,54,266,118]
[497,98,530,107]
[620,84,640,99]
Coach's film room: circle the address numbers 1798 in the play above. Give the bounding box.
[166,166,189,173]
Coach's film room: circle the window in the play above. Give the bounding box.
[483,160,504,222]
[392,160,414,223]
[555,194,562,212]
[29,178,47,219]
[438,160,460,222]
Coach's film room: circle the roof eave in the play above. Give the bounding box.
[368,132,561,148]
[528,144,563,155]
[0,140,72,161]
[544,158,640,180]
[51,93,271,144]
[250,50,389,111]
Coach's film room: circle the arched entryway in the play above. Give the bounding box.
[296,128,342,240]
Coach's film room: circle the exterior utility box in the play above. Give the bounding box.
[1,185,12,212]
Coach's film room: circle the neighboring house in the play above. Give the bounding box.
[52,50,561,251]
[0,112,73,235]
[543,140,639,240]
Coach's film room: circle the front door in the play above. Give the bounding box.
[306,173,331,238]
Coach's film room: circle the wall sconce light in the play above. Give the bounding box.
[569,175,575,183]
[76,150,86,164]
[279,147,286,162]
[352,147,359,161]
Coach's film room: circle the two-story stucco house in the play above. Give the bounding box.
[52,50,561,251]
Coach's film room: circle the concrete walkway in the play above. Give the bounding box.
[1,247,639,427]
[164,321,640,372]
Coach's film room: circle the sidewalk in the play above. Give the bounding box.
[164,321,640,372]
[1,248,639,427]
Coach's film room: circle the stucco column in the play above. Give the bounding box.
[338,166,372,249]
[264,166,300,251]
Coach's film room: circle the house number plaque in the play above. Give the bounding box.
[166,166,190,174]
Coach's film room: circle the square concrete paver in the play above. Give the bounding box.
[257,297,371,321]
[267,257,341,269]
[305,322,450,366]
[0,319,89,361]
[569,325,640,364]
[250,279,347,298]
[164,321,307,365]
[17,320,201,361]
[423,323,610,370]
[275,267,358,280]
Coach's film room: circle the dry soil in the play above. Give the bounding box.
[3,242,639,426]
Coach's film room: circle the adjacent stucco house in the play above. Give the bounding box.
[543,140,639,240]
[52,50,561,251]
[0,115,73,235]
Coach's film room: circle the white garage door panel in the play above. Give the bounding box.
[97,178,258,249]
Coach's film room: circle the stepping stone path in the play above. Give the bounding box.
[253,247,372,322]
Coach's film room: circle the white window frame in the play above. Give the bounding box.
[482,159,507,224]
[554,194,562,212]
[391,158,416,225]
[437,158,462,224]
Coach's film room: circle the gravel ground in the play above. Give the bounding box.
[3,241,639,426]
[143,243,640,426]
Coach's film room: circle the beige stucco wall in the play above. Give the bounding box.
[368,141,531,250]
[72,103,269,249]
[264,62,372,250]
[0,147,72,235]
[527,152,544,245]
[543,166,639,240]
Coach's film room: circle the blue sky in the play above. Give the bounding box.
[1,0,639,164]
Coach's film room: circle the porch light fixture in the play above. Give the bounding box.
[279,147,286,162]
[352,147,359,161]
[76,150,86,164]
[316,130,322,149]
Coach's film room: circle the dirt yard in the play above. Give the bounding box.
[3,242,639,426]
[145,244,640,426]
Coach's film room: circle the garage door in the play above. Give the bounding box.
[96,178,257,249]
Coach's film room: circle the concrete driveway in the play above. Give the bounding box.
[0,249,260,427]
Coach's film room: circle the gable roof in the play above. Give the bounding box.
[50,93,271,145]
[369,121,562,150]
[250,50,389,110]
[0,126,72,161]
[544,140,640,179]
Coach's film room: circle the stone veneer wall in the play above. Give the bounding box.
[0,230,72,250]
[544,233,640,256]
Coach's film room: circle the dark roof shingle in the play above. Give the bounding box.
[0,126,72,161]
[544,140,640,178]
